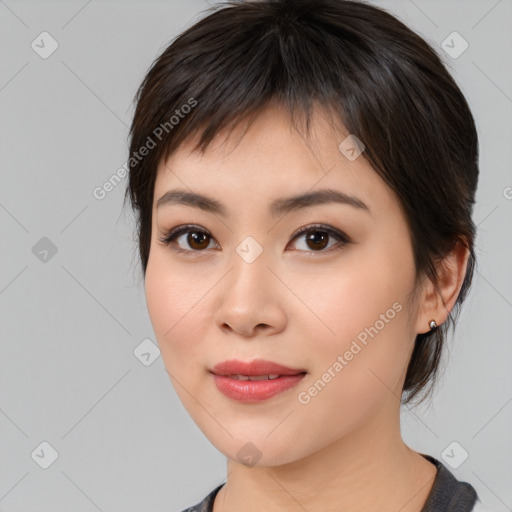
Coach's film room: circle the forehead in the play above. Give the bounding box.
[153,104,397,215]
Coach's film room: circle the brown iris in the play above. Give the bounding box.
[187,231,211,250]
[305,230,329,250]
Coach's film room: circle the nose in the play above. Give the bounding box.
[213,245,287,338]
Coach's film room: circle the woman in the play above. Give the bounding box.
[125,0,490,510]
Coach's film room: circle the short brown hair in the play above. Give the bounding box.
[125,0,479,405]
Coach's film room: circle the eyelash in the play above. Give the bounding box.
[157,223,351,257]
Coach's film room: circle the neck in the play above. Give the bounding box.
[213,399,437,512]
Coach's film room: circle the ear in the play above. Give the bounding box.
[415,240,470,335]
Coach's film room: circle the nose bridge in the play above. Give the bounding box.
[213,233,286,335]
[229,233,273,294]
[235,233,266,267]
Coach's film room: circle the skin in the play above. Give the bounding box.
[144,102,469,512]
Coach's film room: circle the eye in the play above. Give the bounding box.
[157,223,350,255]
[157,224,218,254]
[288,224,350,254]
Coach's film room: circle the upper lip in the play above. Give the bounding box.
[211,359,306,376]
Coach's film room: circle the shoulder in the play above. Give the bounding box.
[420,454,479,512]
[178,483,225,512]
[419,454,499,512]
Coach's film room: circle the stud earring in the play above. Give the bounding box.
[429,320,437,330]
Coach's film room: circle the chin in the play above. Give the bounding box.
[201,428,310,468]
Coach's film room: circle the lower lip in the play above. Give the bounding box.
[212,373,306,402]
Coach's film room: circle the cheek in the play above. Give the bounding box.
[292,299,411,442]
[296,245,416,402]
[300,241,413,342]
[144,253,210,375]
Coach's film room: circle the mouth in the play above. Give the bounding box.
[221,373,299,381]
[210,359,307,402]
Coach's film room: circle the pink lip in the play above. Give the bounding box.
[212,374,306,402]
[210,359,307,402]
[211,358,306,377]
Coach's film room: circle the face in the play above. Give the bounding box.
[145,104,423,466]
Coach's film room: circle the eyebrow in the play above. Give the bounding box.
[156,188,370,217]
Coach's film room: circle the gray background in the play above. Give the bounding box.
[1,0,511,511]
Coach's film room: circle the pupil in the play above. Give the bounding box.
[307,231,328,250]
[189,232,209,249]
